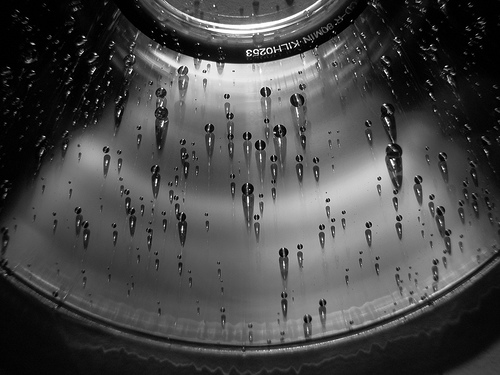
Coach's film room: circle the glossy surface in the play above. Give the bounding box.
[1,0,500,359]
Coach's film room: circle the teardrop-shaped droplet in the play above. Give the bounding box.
[300,134,307,150]
[178,220,187,247]
[385,144,403,189]
[155,118,169,151]
[147,232,153,251]
[230,182,236,199]
[296,163,303,183]
[254,222,260,242]
[303,315,312,339]
[278,248,289,281]
[365,128,373,146]
[129,214,136,236]
[270,163,278,181]
[151,172,161,199]
[206,131,216,156]
[117,158,123,174]
[435,209,446,237]
[125,197,131,214]
[428,201,435,217]
[178,261,183,276]
[413,183,423,205]
[395,222,402,239]
[318,231,325,249]
[470,167,479,187]
[281,298,288,319]
[365,229,372,246]
[297,251,304,268]
[155,258,159,271]
[313,165,320,182]
[103,154,111,177]
[330,225,336,238]
[458,207,465,223]
[241,183,254,228]
[381,114,397,143]
[341,218,346,230]
[75,214,83,236]
[375,263,380,275]
[471,199,479,217]
[392,197,399,211]
[83,228,90,250]
[178,75,189,97]
[444,236,451,254]
[377,184,382,196]
[432,265,439,281]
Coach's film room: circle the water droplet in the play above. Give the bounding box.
[313,165,320,182]
[385,144,403,189]
[241,183,255,228]
[375,263,380,275]
[151,172,161,199]
[297,251,304,268]
[395,222,403,240]
[273,125,287,166]
[129,213,136,236]
[392,197,399,211]
[155,87,166,98]
[75,214,83,237]
[83,227,90,250]
[470,167,479,187]
[177,213,187,247]
[438,152,448,183]
[112,230,118,246]
[178,261,183,276]
[458,206,465,224]
[303,314,312,338]
[278,247,289,282]
[205,124,215,160]
[318,231,325,249]
[103,154,111,177]
[330,225,336,238]
[380,103,397,143]
[281,297,288,319]
[432,265,439,281]
[435,206,446,237]
[365,229,372,246]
